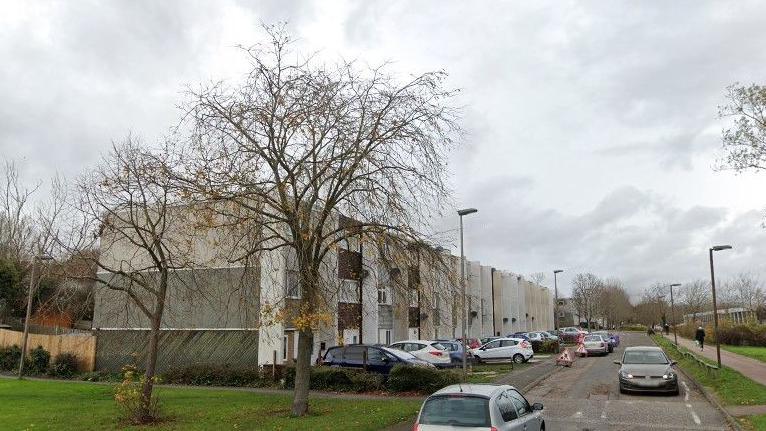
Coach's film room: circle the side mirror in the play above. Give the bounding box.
[613,360,621,365]
[670,360,677,366]
[532,403,544,411]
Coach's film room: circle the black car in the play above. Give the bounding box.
[322,344,434,375]
[615,346,679,395]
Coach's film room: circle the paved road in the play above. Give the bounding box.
[526,332,730,430]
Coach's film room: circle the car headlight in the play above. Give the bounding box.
[663,372,675,380]
[620,371,633,379]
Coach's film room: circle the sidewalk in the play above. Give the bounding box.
[663,333,766,387]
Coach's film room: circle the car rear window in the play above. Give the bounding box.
[430,342,446,350]
[419,395,491,427]
[323,347,342,362]
[585,336,602,342]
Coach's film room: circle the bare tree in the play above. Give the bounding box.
[718,83,766,173]
[0,161,38,262]
[528,272,545,286]
[179,26,458,416]
[728,272,765,313]
[680,280,710,322]
[571,273,602,329]
[599,278,632,329]
[64,139,198,423]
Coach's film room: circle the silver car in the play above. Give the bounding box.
[413,384,545,431]
[583,334,609,356]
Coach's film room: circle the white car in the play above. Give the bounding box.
[583,334,609,356]
[389,340,452,367]
[470,337,534,364]
[413,383,545,430]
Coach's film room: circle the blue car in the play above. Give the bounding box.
[321,344,433,374]
[435,340,474,366]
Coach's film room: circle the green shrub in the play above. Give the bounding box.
[283,367,385,392]
[620,324,647,332]
[678,321,766,347]
[28,346,51,375]
[531,340,560,354]
[386,365,460,394]
[47,353,78,378]
[162,365,266,387]
[0,345,21,371]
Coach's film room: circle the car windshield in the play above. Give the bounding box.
[381,347,418,361]
[419,395,491,427]
[623,350,669,364]
[430,342,446,350]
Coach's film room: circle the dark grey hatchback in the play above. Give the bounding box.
[614,346,679,395]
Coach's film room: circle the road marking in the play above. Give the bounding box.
[682,381,690,401]
[573,411,583,418]
[601,400,609,419]
[691,411,701,425]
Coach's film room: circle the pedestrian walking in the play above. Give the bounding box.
[694,326,706,351]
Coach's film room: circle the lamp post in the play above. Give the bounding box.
[458,207,478,382]
[709,245,732,368]
[553,270,563,330]
[18,254,54,378]
[668,283,681,345]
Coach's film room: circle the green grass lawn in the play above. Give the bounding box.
[722,345,766,364]
[653,336,766,406]
[0,378,421,431]
[740,414,766,431]
[466,362,527,383]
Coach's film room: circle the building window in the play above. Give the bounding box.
[338,248,362,280]
[377,284,391,305]
[340,280,359,303]
[286,270,301,299]
[409,289,419,307]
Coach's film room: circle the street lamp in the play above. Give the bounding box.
[18,254,54,378]
[668,283,681,345]
[709,244,732,368]
[553,270,563,330]
[458,207,477,382]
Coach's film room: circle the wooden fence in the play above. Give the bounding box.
[0,329,96,372]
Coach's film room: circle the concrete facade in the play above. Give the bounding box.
[92,209,555,367]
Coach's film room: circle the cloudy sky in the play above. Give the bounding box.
[2,1,766,298]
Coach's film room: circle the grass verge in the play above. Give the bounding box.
[0,378,421,430]
[653,335,766,406]
[466,362,524,383]
[739,414,766,431]
[722,345,766,364]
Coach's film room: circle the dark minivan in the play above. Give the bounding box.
[322,344,433,375]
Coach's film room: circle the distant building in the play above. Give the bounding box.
[683,307,756,325]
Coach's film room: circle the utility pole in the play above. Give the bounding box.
[553,270,563,330]
[458,208,477,382]
[709,245,732,369]
[669,283,681,345]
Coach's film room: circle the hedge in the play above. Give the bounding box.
[386,365,460,394]
[162,365,273,387]
[283,366,385,392]
[678,321,766,347]
[530,340,559,354]
[0,345,21,371]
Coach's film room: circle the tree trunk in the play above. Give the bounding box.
[291,329,314,416]
[139,313,162,422]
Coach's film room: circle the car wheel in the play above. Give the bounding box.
[540,421,545,431]
[513,353,524,364]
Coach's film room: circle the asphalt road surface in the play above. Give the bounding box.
[527,332,730,431]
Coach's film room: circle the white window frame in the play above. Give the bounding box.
[377,283,391,305]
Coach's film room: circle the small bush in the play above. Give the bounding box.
[386,365,460,394]
[620,324,647,332]
[531,340,560,354]
[283,366,385,392]
[114,365,161,425]
[0,345,21,371]
[28,346,51,375]
[162,365,266,387]
[48,353,79,378]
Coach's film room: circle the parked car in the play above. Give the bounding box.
[615,346,679,395]
[454,337,482,349]
[435,340,474,366]
[507,332,531,341]
[480,336,501,345]
[540,331,559,342]
[559,326,587,342]
[593,330,619,352]
[471,338,534,364]
[389,340,452,367]
[413,383,545,430]
[524,332,545,342]
[582,334,609,356]
[322,344,434,374]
